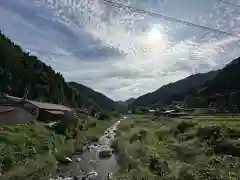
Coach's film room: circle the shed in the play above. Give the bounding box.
[0,106,37,125]
[26,100,72,122]
[3,94,73,123]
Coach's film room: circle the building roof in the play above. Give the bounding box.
[4,94,72,111]
[28,100,72,111]
[0,106,15,113]
[164,110,175,113]
[4,95,22,102]
[46,110,65,115]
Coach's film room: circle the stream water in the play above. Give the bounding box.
[54,118,124,180]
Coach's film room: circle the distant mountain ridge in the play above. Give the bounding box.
[117,98,136,107]
[131,70,219,108]
[125,98,136,105]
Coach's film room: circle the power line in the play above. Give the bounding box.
[102,0,240,38]
[218,0,240,8]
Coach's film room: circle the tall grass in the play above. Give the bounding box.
[0,115,117,179]
[112,115,240,180]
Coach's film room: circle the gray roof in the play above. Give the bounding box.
[46,110,65,115]
[0,106,15,113]
[4,95,22,102]
[28,100,72,111]
[4,94,72,111]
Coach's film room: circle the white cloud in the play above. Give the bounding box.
[0,0,240,100]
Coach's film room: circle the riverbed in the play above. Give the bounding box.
[56,118,124,180]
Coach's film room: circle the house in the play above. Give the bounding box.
[26,100,72,122]
[0,105,37,125]
[0,95,73,124]
[149,109,155,113]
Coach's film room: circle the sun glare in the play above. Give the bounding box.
[142,25,168,55]
[147,27,163,42]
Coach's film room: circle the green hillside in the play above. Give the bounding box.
[131,70,218,108]
[187,57,240,109]
[199,57,240,96]
[69,82,121,110]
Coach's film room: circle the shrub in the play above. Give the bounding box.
[1,155,57,180]
[177,121,196,134]
[214,139,240,157]
[149,157,170,176]
[111,110,121,118]
[98,111,110,120]
[196,125,221,141]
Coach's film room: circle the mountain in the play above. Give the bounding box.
[186,57,240,108]
[131,70,219,108]
[0,31,119,110]
[125,98,136,105]
[117,98,136,107]
[69,82,121,110]
[197,57,240,96]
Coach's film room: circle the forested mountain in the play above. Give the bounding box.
[117,98,136,107]
[0,31,120,110]
[131,70,219,108]
[186,57,240,108]
[197,57,240,96]
[69,82,121,110]
[125,98,136,105]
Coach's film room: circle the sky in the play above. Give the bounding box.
[0,0,240,101]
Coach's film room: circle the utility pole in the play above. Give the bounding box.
[22,85,29,102]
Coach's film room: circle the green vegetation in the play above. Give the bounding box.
[200,57,240,96]
[0,116,116,179]
[131,71,218,108]
[69,82,122,111]
[0,31,121,110]
[131,57,240,109]
[0,121,62,180]
[112,115,240,180]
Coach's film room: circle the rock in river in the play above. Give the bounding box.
[98,149,113,159]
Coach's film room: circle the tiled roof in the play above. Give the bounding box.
[4,95,22,102]
[27,100,72,111]
[0,106,15,113]
[4,94,72,111]
[46,110,65,115]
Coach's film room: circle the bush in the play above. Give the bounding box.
[1,155,57,180]
[197,125,221,141]
[111,110,121,118]
[177,121,196,134]
[149,157,170,176]
[214,139,240,157]
[54,140,75,162]
[98,111,110,120]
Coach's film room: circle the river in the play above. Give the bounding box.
[54,118,124,180]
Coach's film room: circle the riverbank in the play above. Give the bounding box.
[58,119,122,180]
[112,115,240,180]
[0,117,119,180]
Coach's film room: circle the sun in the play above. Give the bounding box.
[142,25,168,55]
[147,27,163,42]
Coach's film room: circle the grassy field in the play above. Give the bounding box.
[112,115,240,180]
[0,117,117,180]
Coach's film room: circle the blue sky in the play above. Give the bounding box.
[0,0,240,100]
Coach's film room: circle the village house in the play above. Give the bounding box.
[0,94,73,125]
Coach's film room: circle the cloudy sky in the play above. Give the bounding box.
[0,0,240,100]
